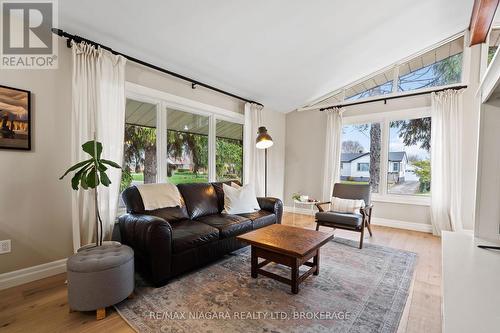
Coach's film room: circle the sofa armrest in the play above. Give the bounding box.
[257,197,283,224]
[118,213,173,286]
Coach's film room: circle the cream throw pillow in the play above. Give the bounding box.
[331,196,365,214]
[223,183,260,214]
[136,183,182,211]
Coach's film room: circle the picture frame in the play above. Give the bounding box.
[0,84,31,150]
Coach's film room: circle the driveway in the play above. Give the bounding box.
[388,181,420,194]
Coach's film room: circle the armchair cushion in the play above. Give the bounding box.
[315,211,363,228]
[331,196,365,214]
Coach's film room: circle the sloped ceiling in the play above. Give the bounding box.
[59,0,474,112]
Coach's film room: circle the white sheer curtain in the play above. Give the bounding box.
[430,89,464,236]
[322,107,344,201]
[243,103,265,196]
[71,41,126,251]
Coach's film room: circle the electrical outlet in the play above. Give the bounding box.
[0,240,11,254]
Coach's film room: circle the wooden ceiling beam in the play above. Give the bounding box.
[469,0,500,45]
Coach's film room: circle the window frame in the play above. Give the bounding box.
[343,107,431,206]
[125,82,246,184]
[302,31,466,112]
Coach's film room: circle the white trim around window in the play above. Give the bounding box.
[343,107,432,206]
[125,82,246,183]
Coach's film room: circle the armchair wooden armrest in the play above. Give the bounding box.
[360,204,373,214]
[315,201,331,213]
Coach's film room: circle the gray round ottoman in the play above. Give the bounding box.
[67,243,134,320]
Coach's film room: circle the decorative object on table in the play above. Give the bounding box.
[67,243,134,320]
[291,192,301,201]
[59,140,121,246]
[0,85,31,150]
[293,196,320,215]
[315,183,373,249]
[115,238,417,333]
[255,126,273,196]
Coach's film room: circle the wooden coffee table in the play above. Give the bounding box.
[236,224,333,294]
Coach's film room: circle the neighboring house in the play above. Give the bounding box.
[387,152,408,184]
[340,151,407,183]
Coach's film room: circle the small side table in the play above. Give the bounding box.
[293,199,320,216]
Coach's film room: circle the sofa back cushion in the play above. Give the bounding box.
[177,183,219,219]
[122,185,189,221]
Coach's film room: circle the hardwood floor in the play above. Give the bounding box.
[0,212,442,333]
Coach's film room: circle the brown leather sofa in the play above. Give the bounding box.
[118,182,283,287]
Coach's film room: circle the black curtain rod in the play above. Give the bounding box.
[51,28,264,108]
[320,85,467,111]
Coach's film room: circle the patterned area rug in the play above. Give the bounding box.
[115,238,417,333]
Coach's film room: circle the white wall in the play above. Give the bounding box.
[474,99,500,241]
[0,39,73,274]
[262,109,286,199]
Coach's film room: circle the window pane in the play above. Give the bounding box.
[345,69,394,101]
[122,99,157,190]
[341,123,381,193]
[167,108,209,184]
[488,28,500,65]
[216,120,243,182]
[398,37,463,92]
[388,117,431,196]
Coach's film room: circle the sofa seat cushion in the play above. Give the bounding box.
[195,214,252,238]
[171,220,220,253]
[238,210,276,229]
[315,211,363,228]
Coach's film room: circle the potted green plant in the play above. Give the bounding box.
[60,140,121,247]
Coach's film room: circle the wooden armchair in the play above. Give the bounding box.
[315,183,373,249]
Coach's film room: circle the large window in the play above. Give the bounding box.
[122,99,157,191]
[166,108,209,185]
[121,91,246,192]
[345,69,394,101]
[308,36,464,109]
[387,117,431,196]
[342,111,431,201]
[341,123,381,193]
[398,37,463,92]
[216,120,243,182]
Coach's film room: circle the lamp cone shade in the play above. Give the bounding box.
[256,126,273,149]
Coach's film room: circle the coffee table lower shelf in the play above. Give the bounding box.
[250,246,320,294]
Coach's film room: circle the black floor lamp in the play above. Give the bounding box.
[255,126,273,197]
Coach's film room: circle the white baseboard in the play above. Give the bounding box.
[0,258,67,291]
[370,217,433,233]
[284,206,433,233]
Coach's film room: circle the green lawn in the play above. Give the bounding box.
[168,171,208,184]
[341,180,369,185]
[131,171,208,184]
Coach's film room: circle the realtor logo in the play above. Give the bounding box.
[1,0,58,69]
